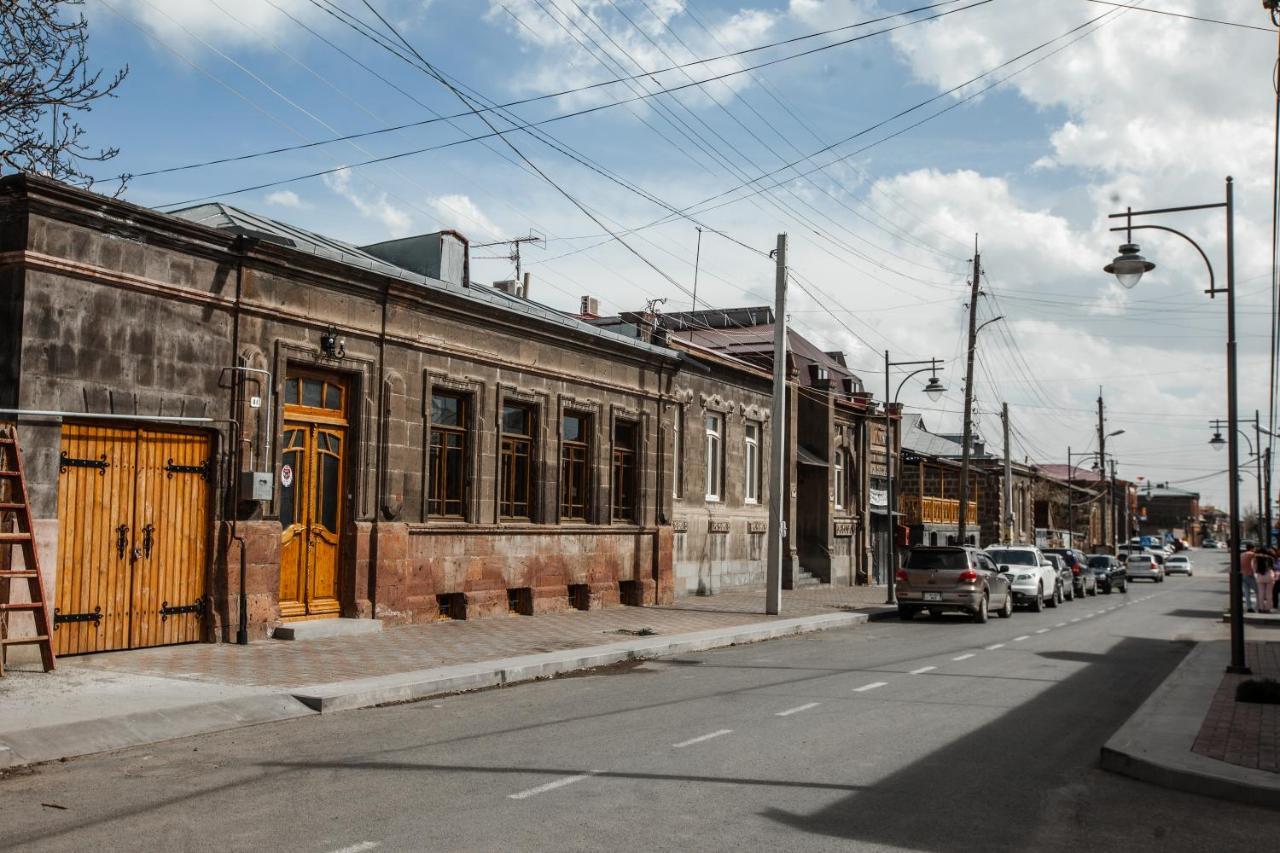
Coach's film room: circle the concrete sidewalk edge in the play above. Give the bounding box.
[0,694,317,771]
[291,609,879,713]
[1100,639,1280,809]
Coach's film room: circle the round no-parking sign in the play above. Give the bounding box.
[280,464,293,488]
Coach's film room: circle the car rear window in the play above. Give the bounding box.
[986,549,1038,566]
[905,550,968,571]
[1130,555,1153,565]
[1087,556,1110,568]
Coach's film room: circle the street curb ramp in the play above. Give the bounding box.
[290,611,872,713]
[1101,639,1280,809]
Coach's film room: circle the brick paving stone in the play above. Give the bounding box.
[1192,640,1280,774]
[61,584,889,690]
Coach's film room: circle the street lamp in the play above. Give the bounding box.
[1103,177,1247,674]
[1066,448,1114,550]
[1210,414,1276,546]
[883,352,947,605]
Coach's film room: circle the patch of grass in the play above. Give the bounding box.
[1236,678,1280,704]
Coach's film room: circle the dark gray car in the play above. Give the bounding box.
[896,546,1014,623]
[1042,547,1094,597]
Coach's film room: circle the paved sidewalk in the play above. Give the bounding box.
[0,584,887,769]
[1194,641,1280,772]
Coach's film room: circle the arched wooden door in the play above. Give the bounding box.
[279,372,347,619]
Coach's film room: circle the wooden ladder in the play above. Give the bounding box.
[0,424,55,675]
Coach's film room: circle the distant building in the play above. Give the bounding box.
[1137,484,1201,544]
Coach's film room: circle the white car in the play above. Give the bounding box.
[1127,553,1164,582]
[1165,554,1193,576]
[985,545,1059,611]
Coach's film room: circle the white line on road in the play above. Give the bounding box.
[776,702,820,717]
[985,643,1005,650]
[1013,635,1030,642]
[673,730,733,749]
[952,653,975,661]
[909,666,937,674]
[1084,613,1095,618]
[329,842,381,853]
[853,681,888,692]
[1071,618,1082,623]
[1035,629,1050,635]
[509,772,599,800]
[1055,623,1067,628]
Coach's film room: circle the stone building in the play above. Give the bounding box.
[1137,484,1201,544]
[0,174,691,654]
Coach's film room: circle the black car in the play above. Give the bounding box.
[1087,554,1127,594]
[1042,547,1095,597]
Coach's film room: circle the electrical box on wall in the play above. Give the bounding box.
[240,471,273,502]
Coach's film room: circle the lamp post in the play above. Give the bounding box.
[884,353,946,605]
[1210,413,1277,545]
[1104,177,1247,674]
[1066,449,1107,548]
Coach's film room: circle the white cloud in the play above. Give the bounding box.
[321,168,413,238]
[104,0,320,47]
[264,190,306,209]
[429,194,504,241]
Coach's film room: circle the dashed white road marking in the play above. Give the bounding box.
[854,681,888,692]
[1013,635,1030,642]
[509,772,599,799]
[1035,628,1050,635]
[1084,613,1095,619]
[776,702,820,717]
[1055,623,1067,628]
[985,643,1005,650]
[328,844,380,853]
[909,666,937,675]
[673,730,733,749]
[1070,618,1082,623]
[952,653,975,661]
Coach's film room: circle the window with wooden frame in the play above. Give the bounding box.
[834,448,847,510]
[428,392,469,518]
[560,412,592,521]
[500,402,535,520]
[672,406,685,499]
[612,419,638,522]
[744,421,761,505]
[704,414,724,501]
[283,374,345,414]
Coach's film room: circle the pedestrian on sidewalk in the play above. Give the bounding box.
[1241,545,1259,613]
[1257,549,1276,614]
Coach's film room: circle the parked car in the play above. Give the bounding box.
[1149,551,1167,572]
[1043,553,1075,602]
[1126,553,1164,582]
[985,545,1058,611]
[1042,547,1092,598]
[895,546,1014,623]
[1087,554,1128,594]
[1202,538,1219,549]
[1165,554,1193,576]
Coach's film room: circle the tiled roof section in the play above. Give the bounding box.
[168,202,675,359]
[900,413,965,457]
[669,324,863,391]
[1037,463,1107,483]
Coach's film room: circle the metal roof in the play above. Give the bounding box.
[168,202,676,359]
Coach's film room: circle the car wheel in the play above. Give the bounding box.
[998,591,1013,618]
[1066,584,1075,602]
[972,595,988,624]
[1047,583,1059,608]
[1120,580,1128,593]
[1031,585,1044,613]
[1104,584,1112,595]
[898,605,915,621]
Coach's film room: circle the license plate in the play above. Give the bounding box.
[924,592,942,602]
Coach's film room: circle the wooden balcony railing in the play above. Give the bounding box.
[899,495,977,525]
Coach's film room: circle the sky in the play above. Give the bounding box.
[57,0,1280,511]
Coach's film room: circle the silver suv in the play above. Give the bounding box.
[896,546,1014,623]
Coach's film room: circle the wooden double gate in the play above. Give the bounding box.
[53,424,211,655]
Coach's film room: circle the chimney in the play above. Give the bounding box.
[522,271,531,299]
[359,230,470,287]
[493,279,520,296]
[579,296,600,317]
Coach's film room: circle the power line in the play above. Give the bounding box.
[1080,0,1273,33]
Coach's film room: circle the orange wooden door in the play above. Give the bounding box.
[277,423,343,618]
[54,424,136,655]
[54,425,210,655]
[130,429,211,648]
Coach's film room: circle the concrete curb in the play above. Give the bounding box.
[1100,640,1280,809]
[0,694,317,770]
[291,610,877,713]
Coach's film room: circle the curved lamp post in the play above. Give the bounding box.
[1210,414,1276,544]
[884,353,946,605]
[1103,177,1247,673]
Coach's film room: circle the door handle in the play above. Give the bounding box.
[143,524,155,559]
[116,524,129,560]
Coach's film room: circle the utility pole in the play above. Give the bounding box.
[692,227,703,312]
[766,234,787,616]
[1002,402,1012,543]
[471,233,544,292]
[1098,389,1108,551]
[1067,446,1074,549]
[1266,446,1274,548]
[957,237,981,545]
[1110,458,1119,548]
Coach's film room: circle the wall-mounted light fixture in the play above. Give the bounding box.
[320,326,346,360]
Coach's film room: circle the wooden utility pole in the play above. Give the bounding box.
[766,234,787,615]
[1002,402,1012,543]
[956,238,981,545]
[1098,389,1108,551]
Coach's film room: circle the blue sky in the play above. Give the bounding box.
[63,0,1280,509]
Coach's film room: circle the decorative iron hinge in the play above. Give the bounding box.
[165,458,212,480]
[53,606,102,629]
[159,599,206,621]
[59,452,108,475]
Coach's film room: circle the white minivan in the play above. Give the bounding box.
[984,545,1060,611]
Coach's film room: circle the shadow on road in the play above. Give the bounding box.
[1166,609,1224,620]
[760,636,1190,852]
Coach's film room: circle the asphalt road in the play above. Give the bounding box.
[3,551,1275,853]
